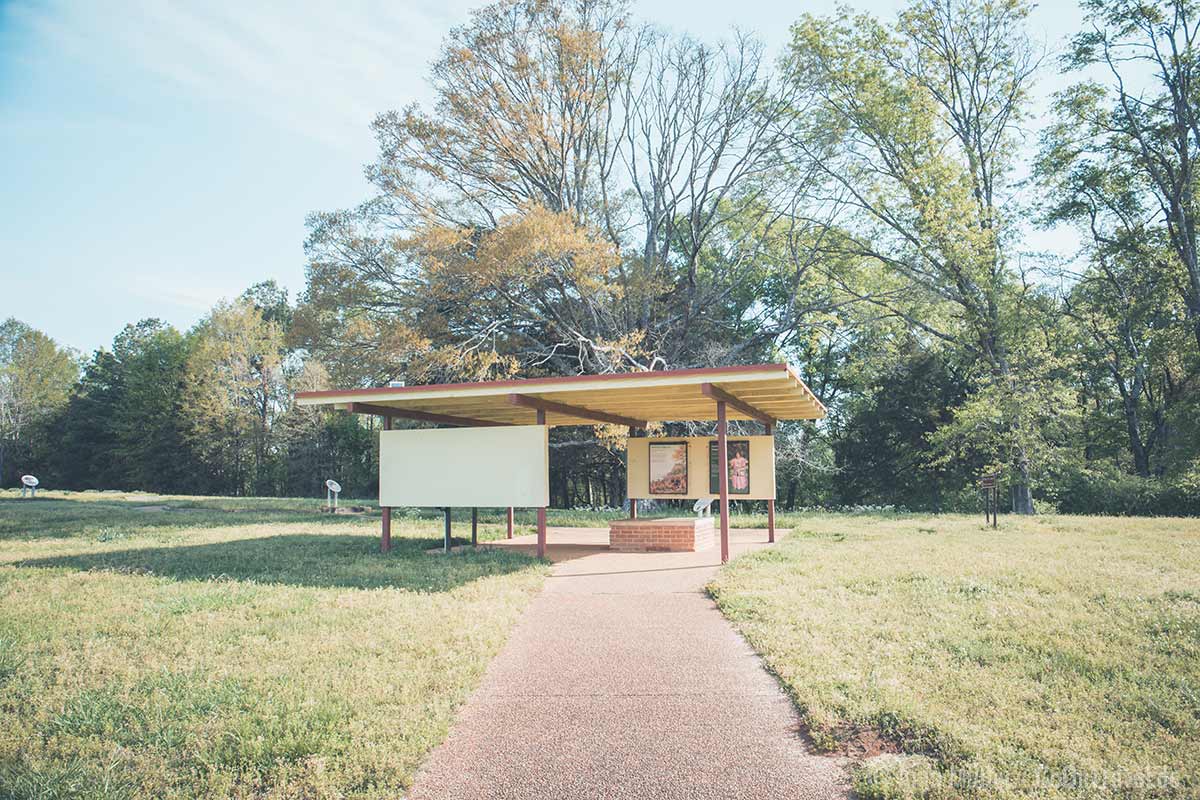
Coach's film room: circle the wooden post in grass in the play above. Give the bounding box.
[471,507,478,546]
[444,507,452,553]
[980,473,999,528]
[992,481,999,529]
[506,507,514,539]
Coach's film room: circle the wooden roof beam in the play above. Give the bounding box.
[348,402,508,428]
[508,394,646,429]
[700,383,776,426]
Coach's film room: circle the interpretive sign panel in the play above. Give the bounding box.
[627,436,774,500]
[648,441,688,495]
[379,425,549,508]
[709,439,750,495]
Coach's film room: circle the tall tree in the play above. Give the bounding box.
[1062,0,1200,352]
[109,321,194,491]
[297,0,819,386]
[183,300,289,495]
[0,319,78,485]
[785,0,1046,512]
[53,320,192,491]
[1040,0,1200,478]
[276,359,377,498]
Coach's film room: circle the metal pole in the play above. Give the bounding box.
[471,507,478,547]
[506,506,514,539]
[717,400,730,564]
[444,507,452,553]
[381,416,392,553]
[764,421,775,544]
[536,408,547,559]
[630,498,638,519]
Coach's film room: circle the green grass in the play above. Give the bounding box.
[0,490,548,799]
[11,492,1195,798]
[708,513,1200,799]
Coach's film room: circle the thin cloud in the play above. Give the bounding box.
[8,0,472,153]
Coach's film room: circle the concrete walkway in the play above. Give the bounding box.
[408,527,849,800]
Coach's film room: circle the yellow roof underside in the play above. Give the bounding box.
[295,364,825,427]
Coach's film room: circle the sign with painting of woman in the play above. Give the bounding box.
[709,440,750,495]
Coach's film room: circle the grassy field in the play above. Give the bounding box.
[709,513,1200,799]
[7,493,1198,799]
[0,491,547,799]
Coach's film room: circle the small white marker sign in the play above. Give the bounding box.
[325,479,342,510]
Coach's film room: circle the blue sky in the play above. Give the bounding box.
[1,0,1087,355]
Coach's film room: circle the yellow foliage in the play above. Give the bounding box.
[406,205,621,300]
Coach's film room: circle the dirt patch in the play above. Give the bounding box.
[133,505,171,513]
[832,726,902,759]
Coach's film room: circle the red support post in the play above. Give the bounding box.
[381,416,392,553]
[764,421,775,544]
[536,408,547,559]
[506,506,514,539]
[629,426,640,520]
[717,400,730,563]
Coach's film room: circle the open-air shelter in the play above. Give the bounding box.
[295,363,825,562]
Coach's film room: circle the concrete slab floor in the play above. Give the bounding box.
[407,526,850,800]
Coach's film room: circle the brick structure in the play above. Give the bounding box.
[608,517,715,552]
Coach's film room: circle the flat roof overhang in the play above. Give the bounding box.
[294,363,825,427]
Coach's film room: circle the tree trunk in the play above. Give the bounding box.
[1012,447,1034,515]
[1124,401,1151,478]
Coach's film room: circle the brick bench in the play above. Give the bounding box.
[608,517,715,552]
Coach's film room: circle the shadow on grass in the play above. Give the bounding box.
[14,533,539,592]
[0,497,376,542]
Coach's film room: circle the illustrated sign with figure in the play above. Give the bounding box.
[709,440,750,495]
[627,436,774,500]
[648,441,688,495]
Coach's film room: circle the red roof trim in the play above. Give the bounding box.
[294,362,791,400]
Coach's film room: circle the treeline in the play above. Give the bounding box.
[0,286,375,498]
[4,0,1200,514]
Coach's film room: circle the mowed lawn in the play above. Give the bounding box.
[0,491,547,800]
[709,513,1200,799]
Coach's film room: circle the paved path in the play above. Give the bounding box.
[408,527,850,800]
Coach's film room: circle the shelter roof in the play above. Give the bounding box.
[294,363,825,427]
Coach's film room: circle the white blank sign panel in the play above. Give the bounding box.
[379,425,549,508]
